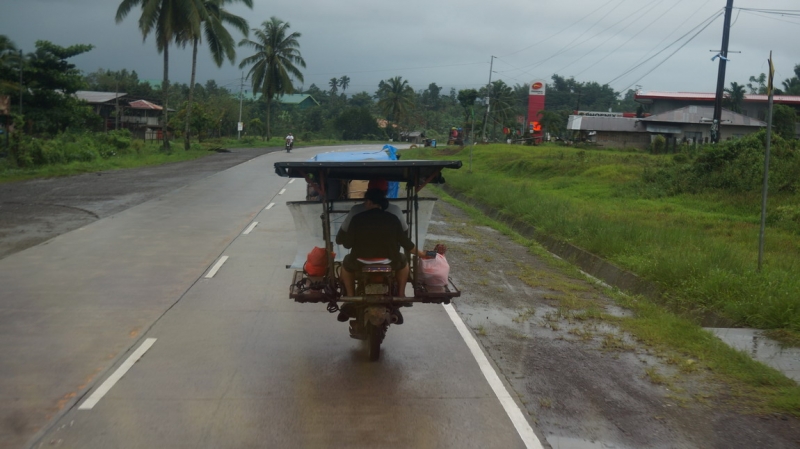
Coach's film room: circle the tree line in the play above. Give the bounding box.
[3,0,800,151]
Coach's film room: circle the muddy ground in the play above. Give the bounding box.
[2,149,799,448]
[429,200,800,448]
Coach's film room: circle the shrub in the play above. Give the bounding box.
[642,130,799,195]
[650,135,666,154]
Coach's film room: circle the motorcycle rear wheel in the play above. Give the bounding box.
[366,322,385,361]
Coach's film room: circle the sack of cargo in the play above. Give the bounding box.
[304,247,334,277]
[418,253,450,287]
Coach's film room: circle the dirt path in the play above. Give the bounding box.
[2,151,798,448]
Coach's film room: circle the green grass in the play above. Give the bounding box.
[431,183,800,416]
[1,141,216,183]
[405,144,800,334]
[0,134,392,183]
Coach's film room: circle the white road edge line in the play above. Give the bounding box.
[78,338,157,410]
[204,255,229,278]
[443,304,543,449]
[288,179,295,184]
[266,203,275,210]
[278,188,286,195]
[243,222,258,235]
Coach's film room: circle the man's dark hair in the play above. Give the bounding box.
[364,188,389,210]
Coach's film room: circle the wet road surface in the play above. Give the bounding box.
[1,147,539,448]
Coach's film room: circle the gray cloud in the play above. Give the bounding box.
[2,0,798,96]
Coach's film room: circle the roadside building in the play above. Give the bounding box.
[640,105,766,146]
[567,106,766,151]
[400,131,425,144]
[567,114,650,149]
[635,90,800,121]
[277,94,320,110]
[124,99,165,141]
[74,90,127,131]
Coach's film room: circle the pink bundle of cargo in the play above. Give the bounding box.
[418,249,450,291]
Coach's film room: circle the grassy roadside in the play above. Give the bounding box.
[0,133,389,183]
[430,184,800,416]
[403,143,800,338]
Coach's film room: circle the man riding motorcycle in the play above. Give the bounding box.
[336,188,425,298]
[285,133,294,152]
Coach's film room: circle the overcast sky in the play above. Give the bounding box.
[2,0,799,99]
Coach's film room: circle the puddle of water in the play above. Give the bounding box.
[706,328,800,383]
[426,233,472,243]
[604,305,633,318]
[547,435,633,449]
[457,302,638,348]
[429,221,468,226]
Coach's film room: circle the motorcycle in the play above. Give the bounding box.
[285,140,293,152]
[276,157,463,361]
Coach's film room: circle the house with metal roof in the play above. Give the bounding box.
[635,90,800,121]
[568,105,766,150]
[238,92,320,109]
[277,94,320,109]
[640,105,765,144]
[74,91,128,130]
[567,115,650,149]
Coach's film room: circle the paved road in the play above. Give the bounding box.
[2,147,536,448]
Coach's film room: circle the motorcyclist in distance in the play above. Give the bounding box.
[285,133,294,151]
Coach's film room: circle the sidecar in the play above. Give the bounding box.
[274,157,463,306]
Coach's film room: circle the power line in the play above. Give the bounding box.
[606,9,723,87]
[573,0,684,79]
[737,9,800,26]
[497,0,618,59]
[509,0,629,76]
[618,10,723,93]
[554,0,657,76]
[622,0,716,73]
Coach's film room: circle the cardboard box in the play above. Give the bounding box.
[348,180,369,199]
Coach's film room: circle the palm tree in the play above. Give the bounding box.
[0,35,20,94]
[376,76,415,141]
[338,75,350,93]
[116,0,195,151]
[539,110,565,138]
[747,73,767,95]
[238,17,305,140]
[487,80,515,134]
[328,77,339,95]
[723,81,746,113]
[180,0,251,150]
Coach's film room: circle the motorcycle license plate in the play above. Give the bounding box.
[365,283,388,295]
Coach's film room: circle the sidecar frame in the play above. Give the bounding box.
[275,158,463,305]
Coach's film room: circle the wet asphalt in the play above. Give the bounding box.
[0,146,535,449]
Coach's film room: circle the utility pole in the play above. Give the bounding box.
[480,56,496,143]
[115,80,120,131]
[711,0,734,144]
[18,49,23,114]
[237,72,244,140]
[758,52,775,271]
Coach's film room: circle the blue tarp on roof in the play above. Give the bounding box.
[310,145,398,162]
[309,145,400,197]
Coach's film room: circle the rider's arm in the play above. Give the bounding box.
[335,226,353,248]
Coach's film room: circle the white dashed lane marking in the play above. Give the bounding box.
[204,256,229,278]
[78,338,157,410]
[243,222,258,235]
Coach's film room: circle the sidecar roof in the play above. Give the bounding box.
[274,160,462,184]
